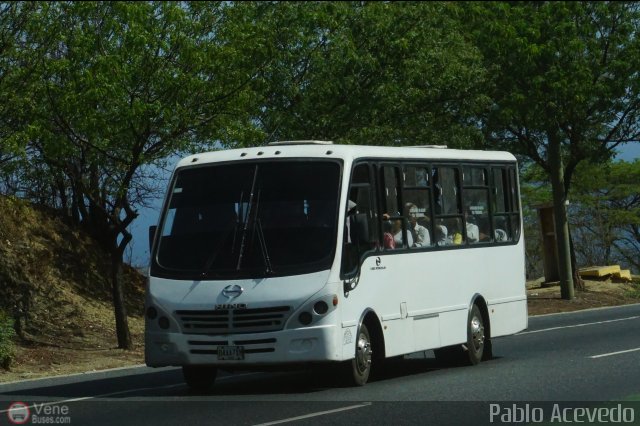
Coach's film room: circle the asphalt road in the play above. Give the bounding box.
[2,304,640,426]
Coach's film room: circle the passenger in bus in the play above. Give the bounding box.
[447,219,464,245]
[451,228,463,245]
[465,210,480,243]
[382,220,395,249]
[494,217,508,241]
[435,221,448,246]
[406,203,430,247]
[391,218,412,248]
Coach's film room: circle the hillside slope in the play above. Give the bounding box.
[0,196,146,381]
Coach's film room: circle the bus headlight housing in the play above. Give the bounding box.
[288,294,338,329]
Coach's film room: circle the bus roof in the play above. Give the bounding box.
[176,142,517,169]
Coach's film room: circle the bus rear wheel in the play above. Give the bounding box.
[182,365,217,392]
[466,304,485,365]
[434,304,486,366]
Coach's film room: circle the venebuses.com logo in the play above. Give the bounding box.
[6,402,30,425]
[5,401,71,424]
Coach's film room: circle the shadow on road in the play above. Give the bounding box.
[0,352,501,399]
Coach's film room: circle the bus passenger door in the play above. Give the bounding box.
[342,163,378,280]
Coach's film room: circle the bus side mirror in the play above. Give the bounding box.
[148,225,157,252]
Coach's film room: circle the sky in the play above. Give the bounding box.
[125,142,640,268]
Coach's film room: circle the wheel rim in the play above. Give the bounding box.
[355,332,372,374]
[470,315,484,353]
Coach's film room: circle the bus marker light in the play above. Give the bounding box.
[299,312,312,325]
[146,306,158,319]
[158,317,170,329]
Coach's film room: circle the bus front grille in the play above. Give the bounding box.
[176,306,292,334]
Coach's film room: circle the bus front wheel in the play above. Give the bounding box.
[349,323,372,386]
[182,365,217,392]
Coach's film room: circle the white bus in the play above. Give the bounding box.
[145,141,527,390]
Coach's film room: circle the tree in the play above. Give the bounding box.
[0,2,38,183]
[21,1,272,348]
[252,2,489,147]
[467,1,640,299]
[571,160,640,273]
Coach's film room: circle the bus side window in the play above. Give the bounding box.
[433,166,463,246]
[404,165,433,248]
[489,166,521,243]
[462,166,490,244]
[381,165,409,249]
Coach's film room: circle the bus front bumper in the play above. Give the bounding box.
[145,325,341,367]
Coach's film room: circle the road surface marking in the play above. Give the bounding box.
[252,403,372,426]
[518,316,639,335]
[0,372,260,414]
[589,347,640,359]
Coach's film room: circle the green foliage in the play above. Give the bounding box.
[0,310,16,370]
[467,1,640,174]
[570,159,640,272]
[464,1,640,292]
[253,2,489,147]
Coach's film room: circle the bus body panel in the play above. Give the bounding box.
[338,242,526,357]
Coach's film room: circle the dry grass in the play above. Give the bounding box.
[0,196,145,383]
[527,277,640,316]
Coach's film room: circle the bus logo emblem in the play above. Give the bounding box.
[371,257,386,271]
[222,285,244,299]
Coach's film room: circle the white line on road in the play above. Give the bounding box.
[252,403,372,426]
[589,347,640,359]
[0,372,260,414]
[0,383,183,414]
[517,316,640,335]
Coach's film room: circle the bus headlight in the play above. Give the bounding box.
[313,301,328,315]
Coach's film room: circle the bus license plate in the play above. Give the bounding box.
[217,346,244,360]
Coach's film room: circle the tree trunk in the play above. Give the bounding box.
[549,136,575,300]
[569,231,585,291]
[110,250,132,349]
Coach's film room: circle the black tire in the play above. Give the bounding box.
[434,304,487,366]
[466,304,485,365]
[482,337,493,361]
[349,323,373,386]
[182,365,217,392]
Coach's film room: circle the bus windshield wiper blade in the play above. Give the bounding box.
[199,224,236,278]
[236,165,259,271]
[246,188,273,274]
[255,218,273,274]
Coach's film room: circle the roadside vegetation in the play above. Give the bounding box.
[0,2,638,359]
[0,310,15,370]
[0,195,145,378]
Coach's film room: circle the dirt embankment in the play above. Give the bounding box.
[0,196,145,383]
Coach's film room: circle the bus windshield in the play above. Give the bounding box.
[154,160,341,279]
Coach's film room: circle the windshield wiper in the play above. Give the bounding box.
[253,191,273,274]
[199,224,237,278]
[236,165,259,271]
